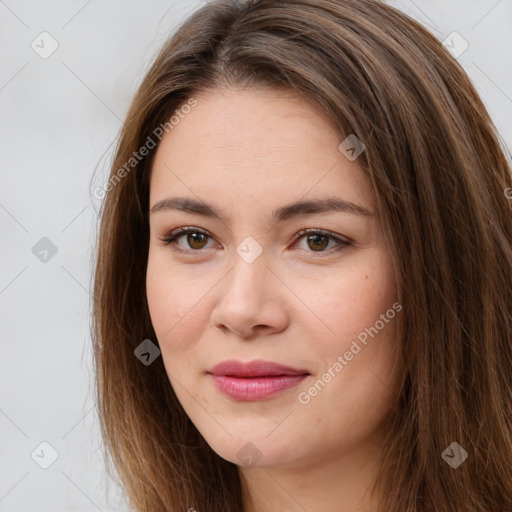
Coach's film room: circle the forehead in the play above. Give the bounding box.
[149,87,374,215]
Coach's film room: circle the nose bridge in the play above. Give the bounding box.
[211,240,274,330]
[226,240,270,300]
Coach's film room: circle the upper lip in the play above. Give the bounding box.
[208,359,310,378]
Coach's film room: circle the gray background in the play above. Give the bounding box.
[1,1,511,510]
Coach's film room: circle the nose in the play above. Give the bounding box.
[210,250,289,340]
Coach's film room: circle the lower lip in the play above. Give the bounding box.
[210,374,308,400]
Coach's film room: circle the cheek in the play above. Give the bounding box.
[324,255,399,405]
[146,252,180,338]
[306,248,397,355]
[296,257,399,450]
[145,252,215,362]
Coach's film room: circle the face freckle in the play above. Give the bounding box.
[145,87,399,475]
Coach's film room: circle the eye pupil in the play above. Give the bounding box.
[307,234,329,251]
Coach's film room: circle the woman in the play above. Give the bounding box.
[91,0,512,510]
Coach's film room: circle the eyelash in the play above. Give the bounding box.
[158,226,352,257]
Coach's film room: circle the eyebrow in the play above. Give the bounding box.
[150,196,374,222]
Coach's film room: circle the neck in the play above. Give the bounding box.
[239,436,384,512]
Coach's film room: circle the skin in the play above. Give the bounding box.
[146,87,400,512]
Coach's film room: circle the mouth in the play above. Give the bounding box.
[207,359,310,401]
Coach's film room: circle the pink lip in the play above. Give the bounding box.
[208,359,310,401]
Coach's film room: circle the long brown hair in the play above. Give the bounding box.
[91,0,512,510]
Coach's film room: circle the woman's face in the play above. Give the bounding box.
[146,87,400,469]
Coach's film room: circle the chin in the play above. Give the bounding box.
[201,429,305,469]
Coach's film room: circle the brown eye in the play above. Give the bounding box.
[306,233,329,251]
[160,227,214,252]
[294,229,351,255]
[160,226,351,257]
[186,232,209,250]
